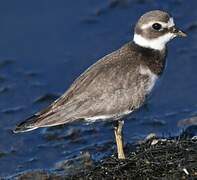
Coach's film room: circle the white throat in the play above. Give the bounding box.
[133,33,176,50]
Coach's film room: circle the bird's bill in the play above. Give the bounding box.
[175,29,187,37]
[170,26,187,37]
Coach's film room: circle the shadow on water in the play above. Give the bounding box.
[0,0,196,177]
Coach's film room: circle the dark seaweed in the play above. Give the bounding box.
[70,137,197,180]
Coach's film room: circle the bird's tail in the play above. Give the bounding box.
[13,115,39,133]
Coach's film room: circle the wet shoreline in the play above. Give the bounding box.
[8,134,197,179]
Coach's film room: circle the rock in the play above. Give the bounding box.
[11,170,63,180]
[54,151,94,175]
[145,133,157,140]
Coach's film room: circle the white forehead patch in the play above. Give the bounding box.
[133,32,176,50]
[168,17,175,27]
[141,17,175,29]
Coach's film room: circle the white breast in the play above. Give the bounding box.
[139,65,158,94]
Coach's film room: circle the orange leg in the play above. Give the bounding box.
[114,120,126,159]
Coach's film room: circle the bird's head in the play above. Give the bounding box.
[133,10,187,50]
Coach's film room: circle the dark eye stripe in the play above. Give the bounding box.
[162,28,169,33]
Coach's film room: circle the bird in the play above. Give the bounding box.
[14,10,187,159]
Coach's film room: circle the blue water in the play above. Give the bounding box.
[0,0,197,177]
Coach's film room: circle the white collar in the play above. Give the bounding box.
[133,33,176,50]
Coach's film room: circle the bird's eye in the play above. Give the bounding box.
[152,23,162,31]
